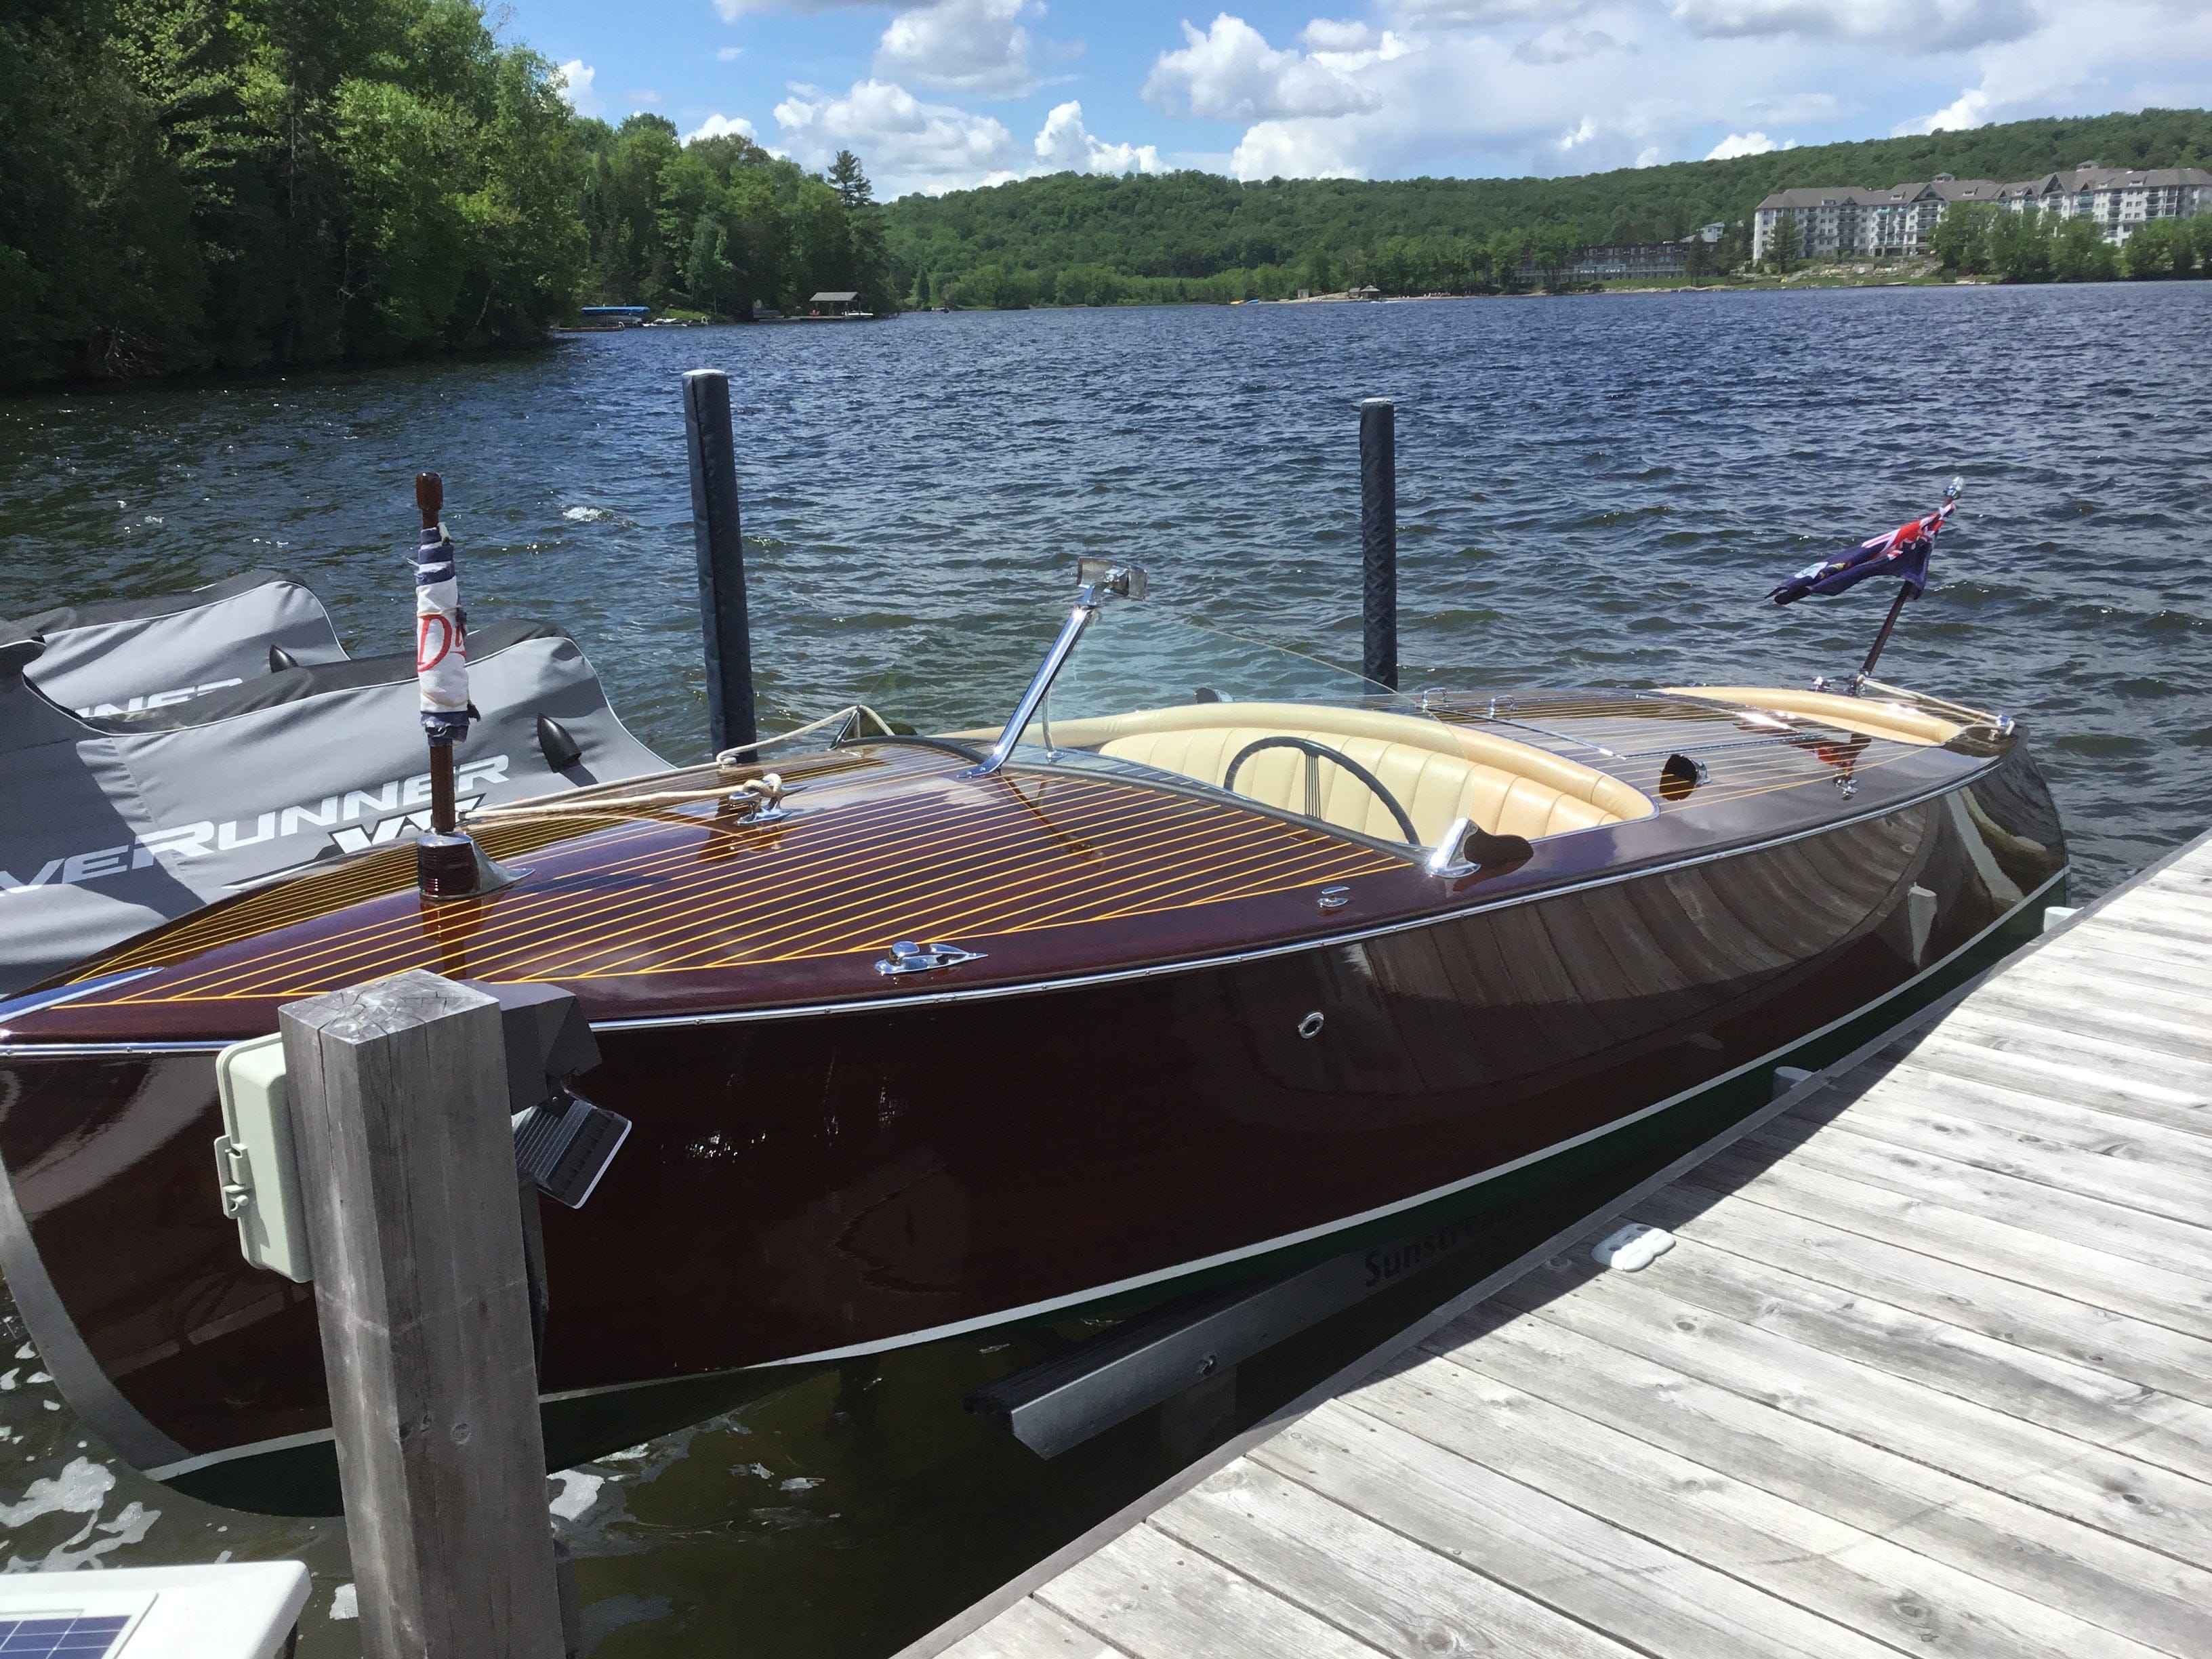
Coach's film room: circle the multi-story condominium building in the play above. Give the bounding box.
[1751,166,2212,261]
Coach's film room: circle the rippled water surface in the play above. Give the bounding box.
[1,285,2208,1651]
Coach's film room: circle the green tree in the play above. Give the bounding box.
[1,0,587,386]
[828,148,873,209]
[2123,217,2196,277]
[1486,230,1527,291]
[1985,206,2054,281]
[2049,216,2116,281]
[1930,202,1995,273]
[1767,213,1801,273]
[1529,225,1582,289]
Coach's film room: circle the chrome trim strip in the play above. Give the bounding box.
[0,760,2015,1055]
[148,861,2064,1479]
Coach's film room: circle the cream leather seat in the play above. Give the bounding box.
[1080,703,1653,846]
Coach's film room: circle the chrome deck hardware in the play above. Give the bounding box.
[876,940,987,976]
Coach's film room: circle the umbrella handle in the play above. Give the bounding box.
[417,472,443,530]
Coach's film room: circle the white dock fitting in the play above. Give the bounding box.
[0,1561,309,1658]
[914,827,2212,1659]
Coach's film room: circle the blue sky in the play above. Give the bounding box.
[511,0,2212,198]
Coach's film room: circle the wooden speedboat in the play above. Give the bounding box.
[0,562,2067,1494]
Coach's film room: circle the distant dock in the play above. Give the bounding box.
[912,828,2212,1659]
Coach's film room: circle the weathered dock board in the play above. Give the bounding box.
[916,830,2212,1659]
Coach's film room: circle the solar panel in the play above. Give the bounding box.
[0,1615,132,1656]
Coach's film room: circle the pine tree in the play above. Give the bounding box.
[829,149,873,210]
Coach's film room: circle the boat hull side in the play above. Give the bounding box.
[0,743,2068,1467]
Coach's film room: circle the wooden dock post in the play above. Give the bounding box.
[1359,397,1397,693]
[681,367,760,754]
[279,970,565,1659]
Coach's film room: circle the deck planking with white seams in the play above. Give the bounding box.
[911,827,2212,1659]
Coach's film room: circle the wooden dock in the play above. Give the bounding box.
[915,830,2212,1659]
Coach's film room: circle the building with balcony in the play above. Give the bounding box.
[1751,166,2212,262]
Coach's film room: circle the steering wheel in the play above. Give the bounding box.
[1222,736,1420,844]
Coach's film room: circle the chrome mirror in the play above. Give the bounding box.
[1075,558,1148,601]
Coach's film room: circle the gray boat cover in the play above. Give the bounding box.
[12,570,348,716]
[0,615,670,995]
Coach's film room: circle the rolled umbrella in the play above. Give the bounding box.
[411,473,511,899]
[415,472,477,760]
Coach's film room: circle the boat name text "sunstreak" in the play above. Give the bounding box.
[0,756,511,895]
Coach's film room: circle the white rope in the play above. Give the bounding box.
[469,704,898,823]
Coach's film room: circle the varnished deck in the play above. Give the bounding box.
[914,828,2212,1659]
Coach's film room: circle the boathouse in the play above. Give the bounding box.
[809,290,861,316]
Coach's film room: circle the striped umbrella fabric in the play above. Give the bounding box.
[415,522,478,743]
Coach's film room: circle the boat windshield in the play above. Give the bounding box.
[825,571,1471,856]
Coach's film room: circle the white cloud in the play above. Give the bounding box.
[1896,0,2212,135]
[1107,0,2212,190]
[1299,18,1414,72]
[1231,121,1364,181]
[775,79,1017,194]
[1706,129,1778,157]
[1300,19,1377,52]
[717,46,744,62]
[1515,24,1618,64]
[877,0,1041,97]
[554,60,600,118]
[1672,0,2035,52]
[1386,0,1598,20]
[714,0,877,15]
[1033,101,1163,174]
[1143,15,1381,121]
[1557,115,1600,152]
[687,113,760,143]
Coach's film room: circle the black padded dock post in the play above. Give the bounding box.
[1359,396,1398,693]
[681,369,759,754]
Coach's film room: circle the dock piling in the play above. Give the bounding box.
[681,368,759,754]
[1359,397,1398,693]
[279,970,567,1659]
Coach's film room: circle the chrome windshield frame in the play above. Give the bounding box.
[970,563,1145,776]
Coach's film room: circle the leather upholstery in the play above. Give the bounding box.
[1668,686,1961,746]
[1094,708,1651,845]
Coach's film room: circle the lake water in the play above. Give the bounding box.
[1,283,2208,1652]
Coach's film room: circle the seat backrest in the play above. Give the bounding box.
[1099,715,1647,846]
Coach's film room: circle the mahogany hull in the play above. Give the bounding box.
[0,739,2066,1477]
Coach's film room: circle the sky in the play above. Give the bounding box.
[512,0,2212,199]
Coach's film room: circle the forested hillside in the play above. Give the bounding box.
[1,0,588,386]
[6,4,2209,389]
[0,1,892,388]
[884,107,2212,306]
[576,122,896,321]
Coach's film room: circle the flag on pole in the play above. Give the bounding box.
[415,523,477,743]
[1770,482,1961,607]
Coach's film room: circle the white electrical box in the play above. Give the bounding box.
[0,1561,310,1658]
[213,1033,314,1283]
